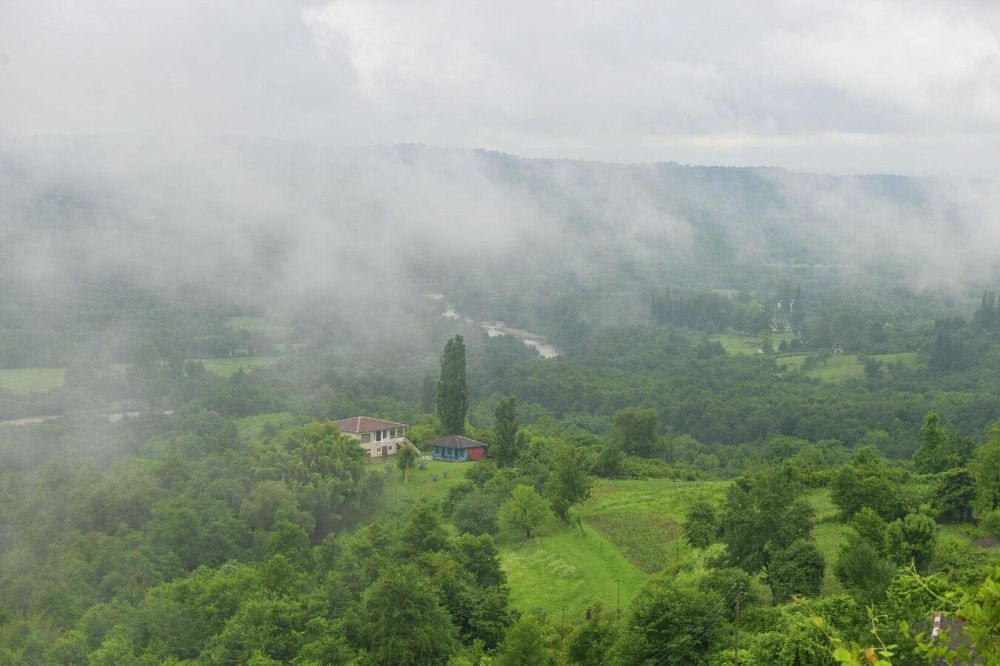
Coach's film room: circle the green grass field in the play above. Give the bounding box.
[225,316,278,332]
[374,463,987,622]
[497,478,730,618]
[500,515,647,620]
[0,368,67,394]
[0,356,286,393]
[377,459,471,516]
[376,469,866,617]
[777,352,918,381]
[197,357,282,377]
[708,332,796,355]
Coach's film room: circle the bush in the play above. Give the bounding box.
[981,508,1000,538]
[767,539,825,601]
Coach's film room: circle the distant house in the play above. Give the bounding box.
[333,416,409,459]
[428,435,487,462]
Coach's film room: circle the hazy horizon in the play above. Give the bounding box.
[4,2,1000,178]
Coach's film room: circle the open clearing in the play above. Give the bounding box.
[707,332,920,382]
[197,357,282,377]
[708,331,795,355]
[778,351,918,381]
[0,368,67,394]
[0,356,285,393]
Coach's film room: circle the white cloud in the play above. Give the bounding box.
[2,0,999,174]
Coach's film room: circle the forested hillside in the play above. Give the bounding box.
[2,147,1000,664]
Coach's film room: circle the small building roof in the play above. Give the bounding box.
[333,416,408,434]
[428,435,488,449]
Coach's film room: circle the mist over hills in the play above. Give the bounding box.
[1,139,996,314]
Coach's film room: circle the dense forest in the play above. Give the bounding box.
[2,255,1000,663]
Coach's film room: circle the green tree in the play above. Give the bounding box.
[497,614,552,666]
[830,447,911,521]
[399,502,448,556]
[719,466,814,572]
[931,467,976,522]
[499,485,550,538]
[543,444,593,522]
[834,537,896,602]
[396,443,419,482]
[913,412,959,473]
[849,507,888,553]
[616,579,724,666]
[682,500,718,549]
[566,606,618,666]
[355,565,457,666]
[885,513,937,571]
[436,335,468,435]
[595,442,624,478]
[451,492,500,536]
[767,538,825,601]
[863,356,884,379]
[493,396,521,466]
[609,407,661,458]
[972,435,1000,517]
[699,567,762,622]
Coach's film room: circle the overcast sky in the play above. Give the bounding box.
[2,0,999,176]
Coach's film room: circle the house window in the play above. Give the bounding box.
[361,433,371,443]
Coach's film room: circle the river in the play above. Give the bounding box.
[435,297,561,358]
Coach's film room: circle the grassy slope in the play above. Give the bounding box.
[499,515,646,620]
[377,459,470,517]
[498,478,729,618]
[375,462,983,621]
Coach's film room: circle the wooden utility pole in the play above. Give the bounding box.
[734,584,743,666]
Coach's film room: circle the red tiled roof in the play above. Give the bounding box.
[333,416,408,434]
[428,435,488,449]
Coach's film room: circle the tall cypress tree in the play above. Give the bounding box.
[436,335,468,435]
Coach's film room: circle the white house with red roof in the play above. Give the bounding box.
[333,416,409,459]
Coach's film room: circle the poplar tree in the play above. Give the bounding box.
[436,335,468,435]
[493,396,521,466]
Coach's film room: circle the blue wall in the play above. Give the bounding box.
[432,445,468,461]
